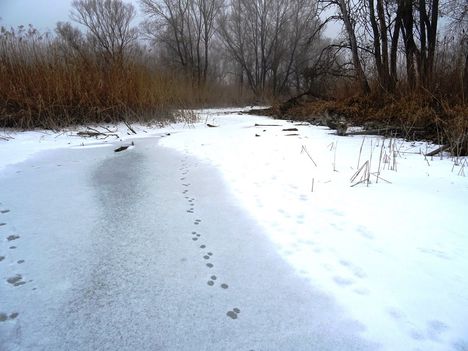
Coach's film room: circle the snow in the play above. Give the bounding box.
[1,108,468,351]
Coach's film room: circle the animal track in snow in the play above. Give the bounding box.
[353,287,370,296]
[339,259,367,279]
[427,320,449,341]
[333,276,353,287]
[7,274,26,287]
[0,312,19,321]
[226,308,240,319]
[356,225,375,240]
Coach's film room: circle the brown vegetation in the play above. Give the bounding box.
[266,91,467,155]
[0,25,242,129]
[0,0,466,155]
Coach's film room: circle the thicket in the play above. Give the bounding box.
[270,0,468,155]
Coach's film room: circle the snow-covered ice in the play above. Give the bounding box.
[1,108,467,350]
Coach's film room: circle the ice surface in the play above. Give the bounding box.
[1,108,468,350]
[0,136,374,350]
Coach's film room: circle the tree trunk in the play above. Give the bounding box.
[418,0,428,86]
[338,0,370,94]
[368,0,384,84]
[401,0,417,89]
[377,0,391,91]
[464,53,468,103]
[426,0,439,87]
[390,14,402,92]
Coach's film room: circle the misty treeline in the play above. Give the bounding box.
[0,0,467,129]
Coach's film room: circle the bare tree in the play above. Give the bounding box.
[320,0,370,93]
[55,21,95,66]
[218,0,322,98]
[442,0,468,100]
[71,0,138,65]
[140,0,223,85]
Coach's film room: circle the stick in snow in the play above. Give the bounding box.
[114,141,134,152]
[124,120,137,134]
[425,145,450,157]
[254,123,281,127]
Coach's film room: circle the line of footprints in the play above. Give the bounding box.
[0,206,24,323]
[179,156,241,321]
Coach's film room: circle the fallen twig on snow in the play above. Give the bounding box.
[301,145,317,167]
[77,127,119,139]
[425,145,450,157]
[124,120,137,134]
[114,141,134,153]
[254,123,281,127]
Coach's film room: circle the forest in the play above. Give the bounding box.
[0,0,466,151]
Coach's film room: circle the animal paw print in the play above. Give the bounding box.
[226,308,241,320]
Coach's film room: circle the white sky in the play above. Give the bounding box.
[0,0,341,37]
[0,0,141,32]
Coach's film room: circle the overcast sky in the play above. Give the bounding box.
[0,0,340,37]
[0,0,141,32]
[1,0,76,31]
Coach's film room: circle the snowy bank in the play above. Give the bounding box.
[159,109,468,351]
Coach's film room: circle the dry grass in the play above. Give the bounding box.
[274,91,468,155]
[0,27,244,129]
